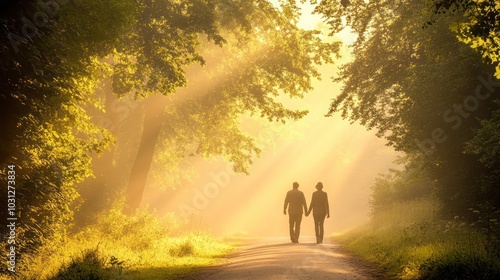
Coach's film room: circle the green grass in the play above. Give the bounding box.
[335,198,500,279]
[1,207,232,280]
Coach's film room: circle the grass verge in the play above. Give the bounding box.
[1,208,232,280]
[335,198,500,279]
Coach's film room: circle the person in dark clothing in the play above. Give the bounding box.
[283,182,308,243]
[306,182,330,243]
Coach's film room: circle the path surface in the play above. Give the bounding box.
[191,236,384,280]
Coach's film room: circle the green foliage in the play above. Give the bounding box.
[325,0,489,151]
[50,248,111,280]
[312,0,499,216]
[111,0,225,98]
[464,102,500,168]
[463,102,500,202]
[0,0,134,253]
[337,197,500,279]
[371,155,436,216]
[93,203,178,251]
[11,200,231,279]
[431,0,500,78]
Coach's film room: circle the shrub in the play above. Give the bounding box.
[169,239,194,257]
[94,203,171,251]
[49,248,110,280]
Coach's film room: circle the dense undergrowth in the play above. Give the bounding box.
[336,198,500,279]
[1,205,232,280]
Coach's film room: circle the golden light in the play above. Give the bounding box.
[142,1,397,238]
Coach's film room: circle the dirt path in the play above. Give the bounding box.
[190,236,384,280]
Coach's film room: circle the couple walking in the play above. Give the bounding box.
[283,182,330,244]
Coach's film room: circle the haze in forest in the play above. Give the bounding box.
[2,0,500,279]
[138,62,398,237]
[138,7,399,236]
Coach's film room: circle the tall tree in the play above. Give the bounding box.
[118,0,339,213]
[312,0,499,215]
[0,0,136,254]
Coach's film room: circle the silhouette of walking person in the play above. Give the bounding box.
[306,182,330,243]
[283,182,307,243]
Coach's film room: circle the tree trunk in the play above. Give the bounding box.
[124,94,168,214]
[121,63,208,215]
